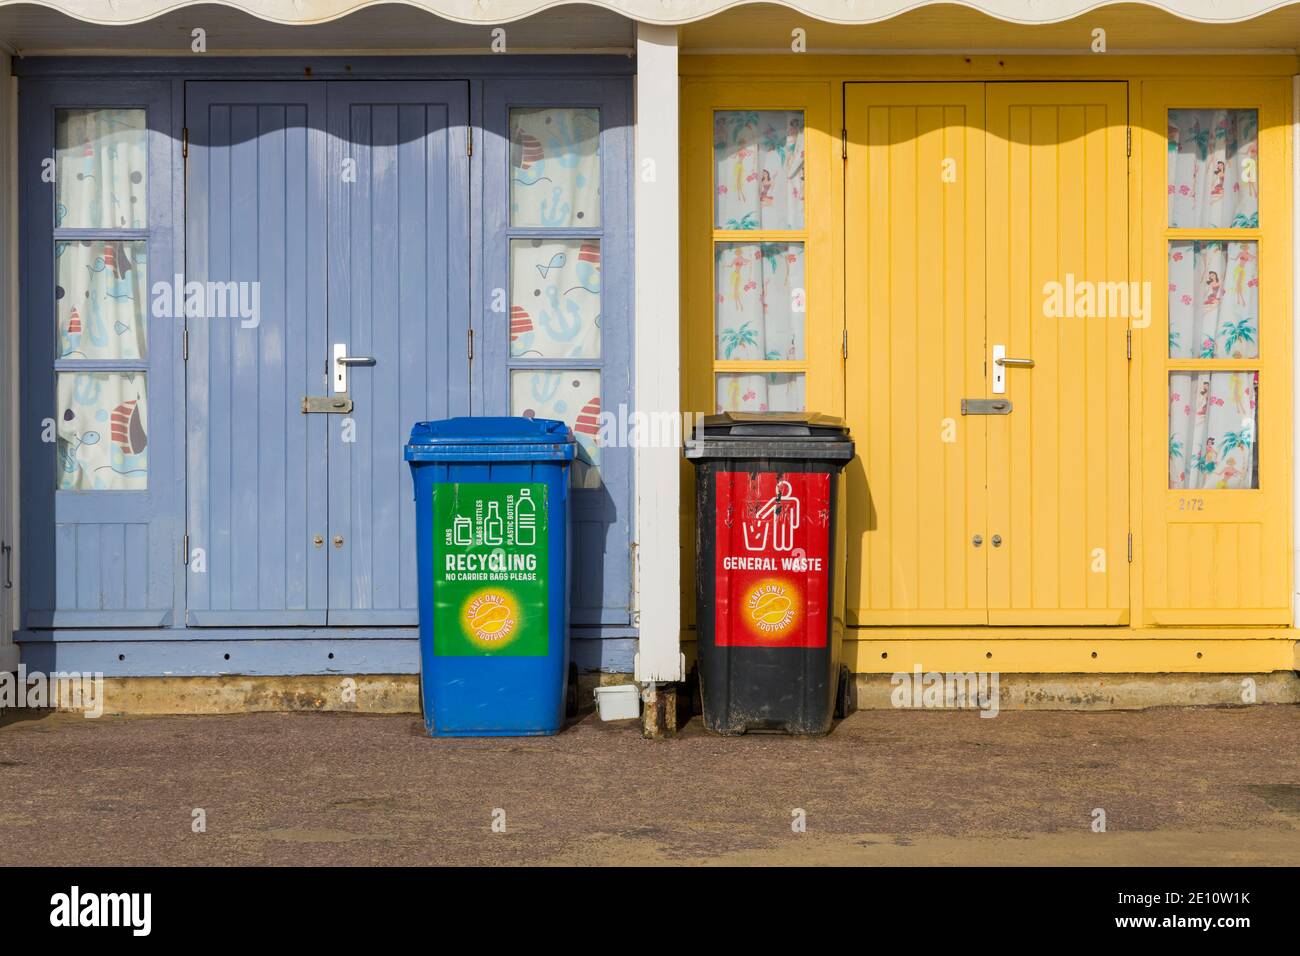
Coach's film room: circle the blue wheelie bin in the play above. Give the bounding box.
[404,417,575,736]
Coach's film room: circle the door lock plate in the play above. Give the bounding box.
[961,399,1013,415]
[302,395,353,414]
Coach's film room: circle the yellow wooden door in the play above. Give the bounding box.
[985,83,1130,624]
[844,82,1130,627]
[844,83,987,625]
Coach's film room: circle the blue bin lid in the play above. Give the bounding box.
[404,416,576,462]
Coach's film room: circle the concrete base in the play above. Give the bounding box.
[33,671,641,716]
[853,671,1300,711]
[20,669,1299,716]
[81,675,421,715]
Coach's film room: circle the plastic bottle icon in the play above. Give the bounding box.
[516,488,536,546]
[484,500,504,546]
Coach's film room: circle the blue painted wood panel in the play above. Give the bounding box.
[326,82,471,625]
[20,633,638,676]
[480,78,634,627]
[19,80,179,628]
[185,83,329,625]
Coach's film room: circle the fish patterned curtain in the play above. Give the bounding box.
[56,240,148,361]
[510,107,601,228]
[714,111,804,230]
[55,108,148,230]
[510,238,601,359]
[511,369,602,470]
[57,372,149,491]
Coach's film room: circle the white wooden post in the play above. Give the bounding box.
[633,24,684,683]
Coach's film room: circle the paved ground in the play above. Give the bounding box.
[1,705,1297,866]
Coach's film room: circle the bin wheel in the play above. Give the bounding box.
[834,665,854,720]
[566,663,580,719]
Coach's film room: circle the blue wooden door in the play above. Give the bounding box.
[185,83,330,625]
[325,82,470,625]
[20,80,179,628]
[186,81,468,627]
[480,79,633,627]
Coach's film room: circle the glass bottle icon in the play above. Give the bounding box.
[516,488,536,546]
[484,500,504,546]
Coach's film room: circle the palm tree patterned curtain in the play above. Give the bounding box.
[1167,109,1259,490]
[713,110,804,230]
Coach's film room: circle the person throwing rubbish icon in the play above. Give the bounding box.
[744,479,800,552]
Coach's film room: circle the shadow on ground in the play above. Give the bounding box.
[1,706,1297,865]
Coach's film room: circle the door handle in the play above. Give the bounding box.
[332,344,377,393]
[991,344,1034,394]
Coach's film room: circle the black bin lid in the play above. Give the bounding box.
[685,412,854,461]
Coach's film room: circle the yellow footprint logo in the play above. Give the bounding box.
[470,602,511,635]
[463,591,518,647]
[751,592,793,625]
[744,580,798,639]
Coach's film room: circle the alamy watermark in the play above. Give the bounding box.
[890,665,1000,718]
[1042,274,1152,327]
[0,665,104,718]
[151,275,260,328]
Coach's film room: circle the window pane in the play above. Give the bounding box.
[715,242,805,361]
[56,240,148,360]
[56,108,147,229]
[1168,109,1258,228]
[511,369,602,470]
[510,239,600,359]
[714,110,805,230]
[716,372,806,414]
[56,372,148,491]
[1167,240,1258,359]
[1169,371,1257,489]
[510,107,600,227]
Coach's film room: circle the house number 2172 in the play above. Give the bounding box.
[1177,497,1205,512]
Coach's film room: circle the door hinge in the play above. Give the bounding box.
[1127,533,1133,563]
[468,328,474,361]
[183,126,189,160]
[841,329,848,359]
[183,327,189,361]
[183,533,190,565]
[1126,127,1131,158]
[1126,328,1132,360]
[467,125,472,158]
[841,127,848,160]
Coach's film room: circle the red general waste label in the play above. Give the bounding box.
[714,471,830,648]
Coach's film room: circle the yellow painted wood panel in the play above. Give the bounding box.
[985,83,1131,625]
[842,636,1297,673]
[844,84,986,625]
[1139,78,1293,625]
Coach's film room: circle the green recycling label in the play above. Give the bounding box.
[432,482,549,657]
